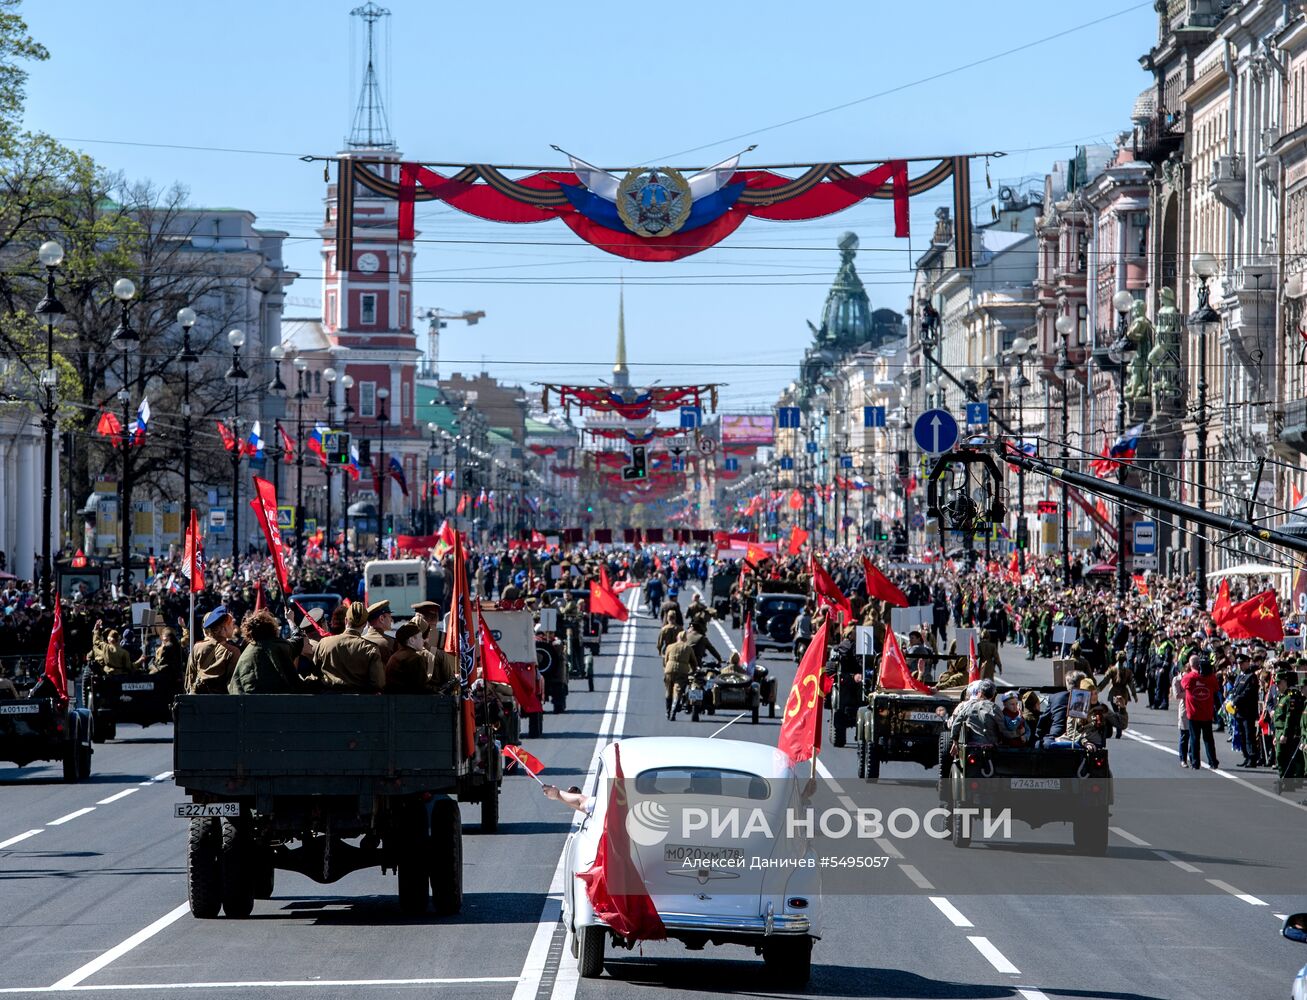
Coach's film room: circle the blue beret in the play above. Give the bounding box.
[202,606,230,629]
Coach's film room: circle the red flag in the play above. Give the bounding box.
[861,556,908,608]
[786,525,809,556]
[479,611,543,713]
[1217,589,1284,642]
[788,489,804,510]
[809,554,852,624]
[249,476,290,594]
[181,508,206,592]
[43,598,67,706]
[576,743,666,941]
[444,530,476,679]
[968,634,980,684]
[216,420,237,452]
[744,542,769,568]
[501,744,546,775]
[1293,483,1305,509]
[278,424,295,464]
[777,621,830,764]
[877,629,933,694]
[254,581,264,612]
[1007,550,1020,582]
[96,410,123,445]
[456,493,469,515]
[1211,578,1232,623]
[589,579,630,622]
[741,612,757,678]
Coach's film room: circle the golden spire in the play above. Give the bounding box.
[612,281,629,386]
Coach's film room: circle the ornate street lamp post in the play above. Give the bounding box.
[1108,289,1137,601]
[323,367,338,557]
[35,241,65,606]
[376,387,390,553]
[110,278,137,591]
[341,373,354,557]
[224,329,249,570]
[1054,315,1075,585]
[292,355,308,564]
[1188,253,1221,608]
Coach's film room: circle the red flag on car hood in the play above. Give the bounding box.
[576,743,667,941]
[877,628,934,694]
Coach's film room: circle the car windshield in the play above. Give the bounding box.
[634,767,771,800]
[759,598,803,614]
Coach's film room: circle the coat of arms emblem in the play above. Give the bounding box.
[617,167,692,238]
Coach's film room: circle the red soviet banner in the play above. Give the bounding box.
[250,476,291,595]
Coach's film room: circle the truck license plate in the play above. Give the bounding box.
[0,703,40,715]
[121,682,154,692]
[906,711,941,722]
[1009,778,1062,790]
[174,802,240,818]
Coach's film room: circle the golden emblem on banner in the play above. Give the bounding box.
[617,166,692,238]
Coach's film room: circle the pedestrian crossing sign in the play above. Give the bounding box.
[277,506,296,530]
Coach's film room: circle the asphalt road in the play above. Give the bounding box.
[2,593,1304,1000]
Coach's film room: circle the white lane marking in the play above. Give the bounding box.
[0,829,42,849]
[1277,912,1290,920]
[1125,728,1155,742]
[1018,990,1052,1000]
[47,808,94,826]
[1206,878,1268,906]
[96,789,139,805]
[899,863,934,890]
[1109,826,1150,847]
[1152,850,1201,874]
[929,896,974,928]
[0,976,518,993]
[1122,730,1307,813]
[967,936,1020,974]
[49,902,190,989]
[153,771,172,782]
[514,593,638,1000]
[874,837,903,859]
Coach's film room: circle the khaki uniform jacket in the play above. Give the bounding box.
[428,646,460,688]
[950,699,1003,746]
[186,637,241,693]
[93,629,135,676]
[1098,665,1137,704]
[384,647,430,693]
[314,628,386,692]
[361,625,394,659]
[656,624,679,656]
[662,640,699,677]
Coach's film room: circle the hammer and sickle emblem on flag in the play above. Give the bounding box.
[1257,604,1274,619]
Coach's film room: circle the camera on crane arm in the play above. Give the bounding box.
[925,446,1009,541]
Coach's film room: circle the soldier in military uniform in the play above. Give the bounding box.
[184,606,241,694]
[656,610,680,657]
[1275,668,1305,783]
[978,629,1002,681]
[662,630,700,721]
[361,601,395,658]
[315,602,386,692]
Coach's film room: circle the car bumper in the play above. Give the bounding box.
[658,911,811,936]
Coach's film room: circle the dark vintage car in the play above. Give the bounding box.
[753,593,807,654]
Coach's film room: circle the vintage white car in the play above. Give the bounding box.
[562,736,821,984]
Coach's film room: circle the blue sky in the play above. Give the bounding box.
[22,1,1158,412]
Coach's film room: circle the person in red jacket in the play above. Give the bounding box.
[1181,656,1220,770]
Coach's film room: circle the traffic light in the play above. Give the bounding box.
[324,431,351,466]
[896,450,909,478]
[872,520,889,542]
[621,445,648,481]
[891,524,908,559]
[358,439,372,467]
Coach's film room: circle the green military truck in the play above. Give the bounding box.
[856,689,959,781]
[173,694,465,919]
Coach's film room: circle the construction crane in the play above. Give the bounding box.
[416,308,485,378]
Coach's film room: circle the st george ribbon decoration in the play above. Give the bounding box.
[538,383,719,419]
[332,149,983,265]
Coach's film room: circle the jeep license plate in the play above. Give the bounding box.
[121,682,154,692]
[1009,778,1061,790]
[688,689,704,703]
[174,802,240,818]
[906,711,941,722]
[0,703,39,715]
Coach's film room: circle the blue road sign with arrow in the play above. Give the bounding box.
[913,408,959,455]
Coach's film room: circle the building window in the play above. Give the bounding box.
[402,381,410,422]
[360,294,377,326]
[326,292,336,327]
[360,381,376,419]
[313,371,322,395]
[399,292,408,330]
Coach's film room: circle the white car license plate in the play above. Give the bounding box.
[121,682,154,692]
[0,703,40,715]
[688,688,704,703]
[906,711,940,722]
[1009,778,1062,790]
[663,843,743,865]
[174,802,240,819]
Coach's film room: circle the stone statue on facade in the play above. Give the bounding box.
[1124,300,1154,401]
[1149,287,1182,404]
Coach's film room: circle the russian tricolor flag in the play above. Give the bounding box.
[244,421,264,459]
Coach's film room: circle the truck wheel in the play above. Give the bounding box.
[830,716,847,749]
[691,704,700,723]
[751,704,759,725]
[769,702,776,719]
[857,741,866,779]
[527,713,543,739]
[762,936,812,987]
[577,924,605,979]
[865,744,881,783]
[187,818,222,918]
[950,810,971,849]
[586,658,595,692]
[251,849,275,900]
[77,741,92,780]
[397,803,430,916]
[1073,814,1109,856]
[553,691,567,714]
[220,819,255,918]
[62,722,85,783]
[480,781,500,834]
[100,715,117,742]
[429,798,463,915]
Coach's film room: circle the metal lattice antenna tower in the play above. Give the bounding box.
[347,2,395,150]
